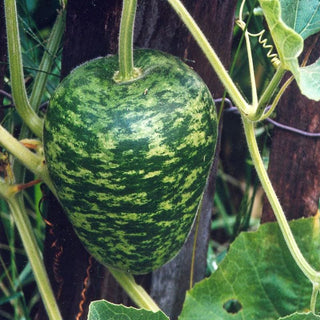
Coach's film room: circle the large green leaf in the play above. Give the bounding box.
[258,0,320,101]
[280,0,320,39]
[179,217,320,320]
[259,0,303,70]
[279,312,320,319]
[88,300,169,320]
[297,58,320,99]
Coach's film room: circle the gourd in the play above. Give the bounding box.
[43,48,217,274]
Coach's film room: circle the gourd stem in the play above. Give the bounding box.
[0,126,56,194]
[0,126,42,174]
[112,2,159,309]
[259,74,294,121]
[238,0,258,108]
[29,8,66,111]
[14,7,65,196]
[167,0,252,118]
[242,116,320,284]
[4,0,43,138]
[254,66,286,121]
[115,0,140,82]
[108,268,160,312]
[310,282,320,313]
[2,193,63,320]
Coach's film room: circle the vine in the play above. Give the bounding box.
[0,1,65,319]
[4,0,43,138]
[113,0,141,83]
[1,0,320,317]
[168,0,320,312]
[0,186,63,320]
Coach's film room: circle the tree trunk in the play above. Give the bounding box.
[262,36,320,223]
[37,1,237,319]
[144,2,236,318]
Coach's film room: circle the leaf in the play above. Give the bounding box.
[259,0,320,101]
[88,300,169,320]
[279,312,320,319]
[179,217,320,320]
[280,0,320,39]
[296,58,320,99]
[259,0,303,70]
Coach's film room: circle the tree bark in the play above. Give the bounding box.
[37,1,237,319]
[144,2,236,318]
[262,36,320,223]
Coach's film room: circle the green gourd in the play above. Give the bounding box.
[43,49,217,274]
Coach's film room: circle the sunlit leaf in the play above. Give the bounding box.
[280,0,320,39]
[296,58,320,99]
[259,0,303,70]
[179,217,320,320]
[279,312,320,319]
[88,300,169,320]
[259,0,320,101]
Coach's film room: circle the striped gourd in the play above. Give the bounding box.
[43,49,217,274]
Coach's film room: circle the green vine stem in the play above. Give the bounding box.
[0,122,158,311]
[259,74,294,121]
[254,66,286,120]
[0,126,160,312]
[109,268,160,312]
[310,282,320,313]
[4,0,43,138]
[110,0,160,311]
[113,0,141,82]
[1,5,65,319]
[167,0,252,118]
[166,0,320,303]
[236,0,286,119]
[29,8,66,110]
[0,190,63,320]
[237,0,258,107]
[0,121,158,312]
[242,116,320,288]
[15,5,65,191]
[0,126,55,193]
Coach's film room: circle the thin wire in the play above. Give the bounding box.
[265,118,320,138]
[0,90,13,101]
[218,99,320,138]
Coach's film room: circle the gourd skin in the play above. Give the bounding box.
[43,49,217,274]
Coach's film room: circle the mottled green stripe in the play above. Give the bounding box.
[44,49,217,274]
